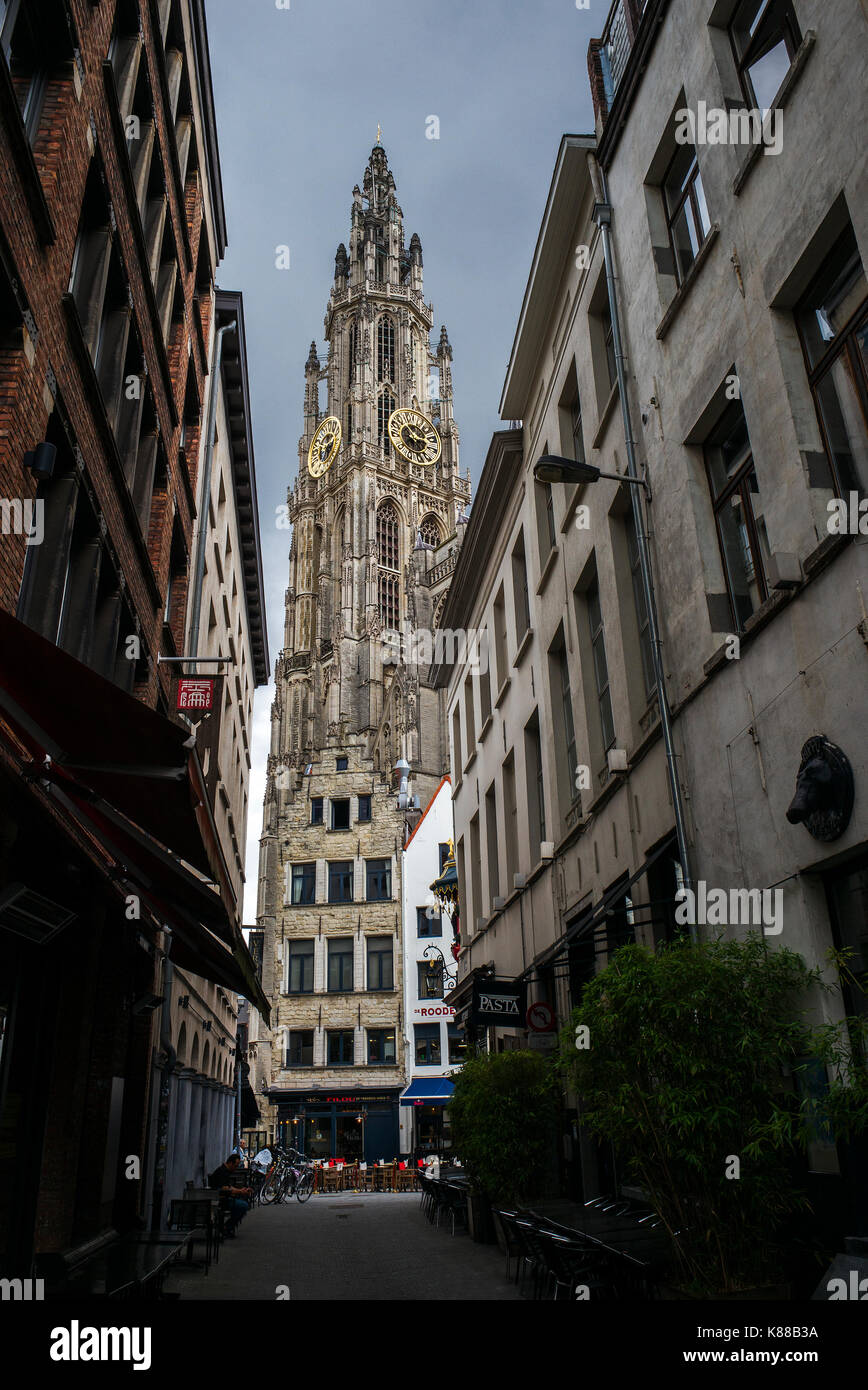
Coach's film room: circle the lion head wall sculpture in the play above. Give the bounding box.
[786,735,854,842]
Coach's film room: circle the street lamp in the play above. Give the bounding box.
[534,454,651,502]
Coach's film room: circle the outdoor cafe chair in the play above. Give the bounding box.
[357,1162,375,1193]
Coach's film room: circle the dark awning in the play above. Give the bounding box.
[0,610,269,1020]
[400,1079,455,1106]
[0,607,209,874]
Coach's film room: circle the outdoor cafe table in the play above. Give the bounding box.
[53,1232,194,1300]
[527,1199,671,1272]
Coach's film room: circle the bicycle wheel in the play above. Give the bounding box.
[260,1169,282,1204]
[295,1170,314,1203]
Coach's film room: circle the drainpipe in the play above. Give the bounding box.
[188,319,236,668]
[590,158,696,937]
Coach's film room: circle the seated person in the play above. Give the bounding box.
[208,1153,252,1233]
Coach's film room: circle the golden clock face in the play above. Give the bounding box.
[307,416,342,477]
[387,407,441,467]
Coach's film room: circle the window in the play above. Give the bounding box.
[729,0,801,114]
[419,516,440,548]
[331,798,350,831]
[796,225,868,498]
[601,306,617,391]
[625,513,655,699]
[438,842,451,873]
[559,364,586,465]
[448,1024,464,1065]
[378,389,396,457]
[311,797,324,826]
[328,860,353,904]
[366,858,392,901]
[377,501,400,627]
[704,400,770,630]
[480,638,493,728]
[327,1030,355,1066]
[463,673,476,755]
[524,714,546,863]
[357,793,371,822]
[1,0,73,145]
[414,1024,441,1066]
[451,705,462,779]
[485,782,500,904]
[336,756,348,772]
[418,959,444,1001]
[469,813,483,926]
[366,936,393,990]
[328,938,354,992]
[493,585,508,690]
[417,906,442,938]
[347,319,358,385]
[549,631,578,819]
[367,1029,396,1065]
[536,471,557,558]
[290,863,316,906]
[587,579,616,751]
[287,940,314,994]
[511,531,531,643]
[286,1030,314,1067]
[503,753,519,881]
[662,144,711,286]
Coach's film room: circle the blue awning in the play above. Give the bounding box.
[400,1078,455,1107]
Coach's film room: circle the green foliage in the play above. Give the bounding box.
[449,1049,558,1207]
[559,934,868,1296]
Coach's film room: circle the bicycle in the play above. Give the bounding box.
[261,1146,315,1204]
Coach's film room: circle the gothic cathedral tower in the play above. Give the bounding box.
[255,145,470,1158]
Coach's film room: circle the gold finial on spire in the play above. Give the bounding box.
[376,123,381,145]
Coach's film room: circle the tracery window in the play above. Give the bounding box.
[377,316,395,383]
[377,388,396,456]
[377,501,400,628]
[419,515,441,548]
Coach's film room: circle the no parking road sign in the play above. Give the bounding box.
[526,1001,555,1033]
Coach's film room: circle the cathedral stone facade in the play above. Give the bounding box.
[255,145,470,1159]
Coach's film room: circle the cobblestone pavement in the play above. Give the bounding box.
[166,1193,522,1301]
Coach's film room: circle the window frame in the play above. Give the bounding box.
[286,939,315,995]
[587,579,616,752]
[728,0,802,113]
[366,1027,396,1066]
[357,793,372,822]
[662,146,711,287]
[290,861,316,907]
[417,906,442,938]
[286,1029,314,1068]
[310,796,324,826]
[704,400,770,633]
[327,1029,355,1066]
[414,1023,442,1067]
[366,935,394,991]
[327,860,354,904]
[365,857,392,902]
[330,798,350,831]
[327,937,355,993]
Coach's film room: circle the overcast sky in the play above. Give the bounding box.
[202,0,601,920]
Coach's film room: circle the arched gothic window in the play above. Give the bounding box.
[377,502,400,629]
[377,316,395,383]
[378,388,395,456]
[419,515,441,548]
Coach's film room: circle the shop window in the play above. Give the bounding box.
[367,1029,396,1065]
[331,798,350,831]
[328,860,353,904]
[287,940,314,994]
[286,1030,313,1068]
[327,1030,355,1065]
[704,398,770,631]
[290,863,316,906]
[414,1024,441,1066]
[327,938,354,993]
[366,858,391,902]
[366,936,393,991]
[447,1024,464,1065]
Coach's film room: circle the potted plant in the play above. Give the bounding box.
[449,1049,558,1243]
[560,934,868,1299]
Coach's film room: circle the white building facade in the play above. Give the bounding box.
[399,776,463,1158]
